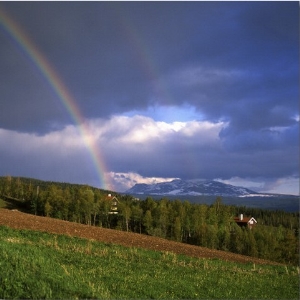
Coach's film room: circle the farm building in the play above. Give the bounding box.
[105,194,119,214]
[233,214,257,229]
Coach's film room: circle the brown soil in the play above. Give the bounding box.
[0,208,280,265]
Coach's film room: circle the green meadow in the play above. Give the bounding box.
[0,225,299,299]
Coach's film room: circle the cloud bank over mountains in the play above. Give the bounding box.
[0,115,298,194]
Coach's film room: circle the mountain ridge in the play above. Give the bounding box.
[125,179,262,197]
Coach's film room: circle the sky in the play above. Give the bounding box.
[0,2,299,195]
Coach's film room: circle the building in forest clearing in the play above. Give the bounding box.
[233,214,257,229]
[105,194,119,214]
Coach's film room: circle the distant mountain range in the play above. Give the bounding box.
[125,179,266,197]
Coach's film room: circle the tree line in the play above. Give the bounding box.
[0,176,299,265]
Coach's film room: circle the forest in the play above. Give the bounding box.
[0,176,299,265]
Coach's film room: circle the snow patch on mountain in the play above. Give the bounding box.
[125,179,260,197]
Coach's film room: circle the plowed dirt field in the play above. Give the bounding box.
[0,208,279,265]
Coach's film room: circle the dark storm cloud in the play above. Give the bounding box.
[1,1,297,133]
[0,2,298,193]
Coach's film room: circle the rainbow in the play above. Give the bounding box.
[0,7,112,190]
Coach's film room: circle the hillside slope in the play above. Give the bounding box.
[0,208,280,266]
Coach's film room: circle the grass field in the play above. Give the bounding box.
[0,225,299,299]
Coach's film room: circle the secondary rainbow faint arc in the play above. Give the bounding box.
[118,9,172,106]
[0,8,112,190]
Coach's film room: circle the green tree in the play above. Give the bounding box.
[44,201,52,217]
[4,176,12,197]
[141,197,157,212]
[279,229,299,264]
[244,229,258,257]
[99,196,112,228]
[173,216,182,242]
[229,224,245,254]
[143,210,153,235]
[181,201,192,242]
[131,204,143,234]
[218,225,231,251]
[154,199,169,238]
[120,202,132,232]
[79,188,94,225]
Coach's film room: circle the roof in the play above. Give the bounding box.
[233,217,257,224]
[104,194,119,202]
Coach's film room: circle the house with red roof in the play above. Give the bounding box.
[233,214,257,229]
